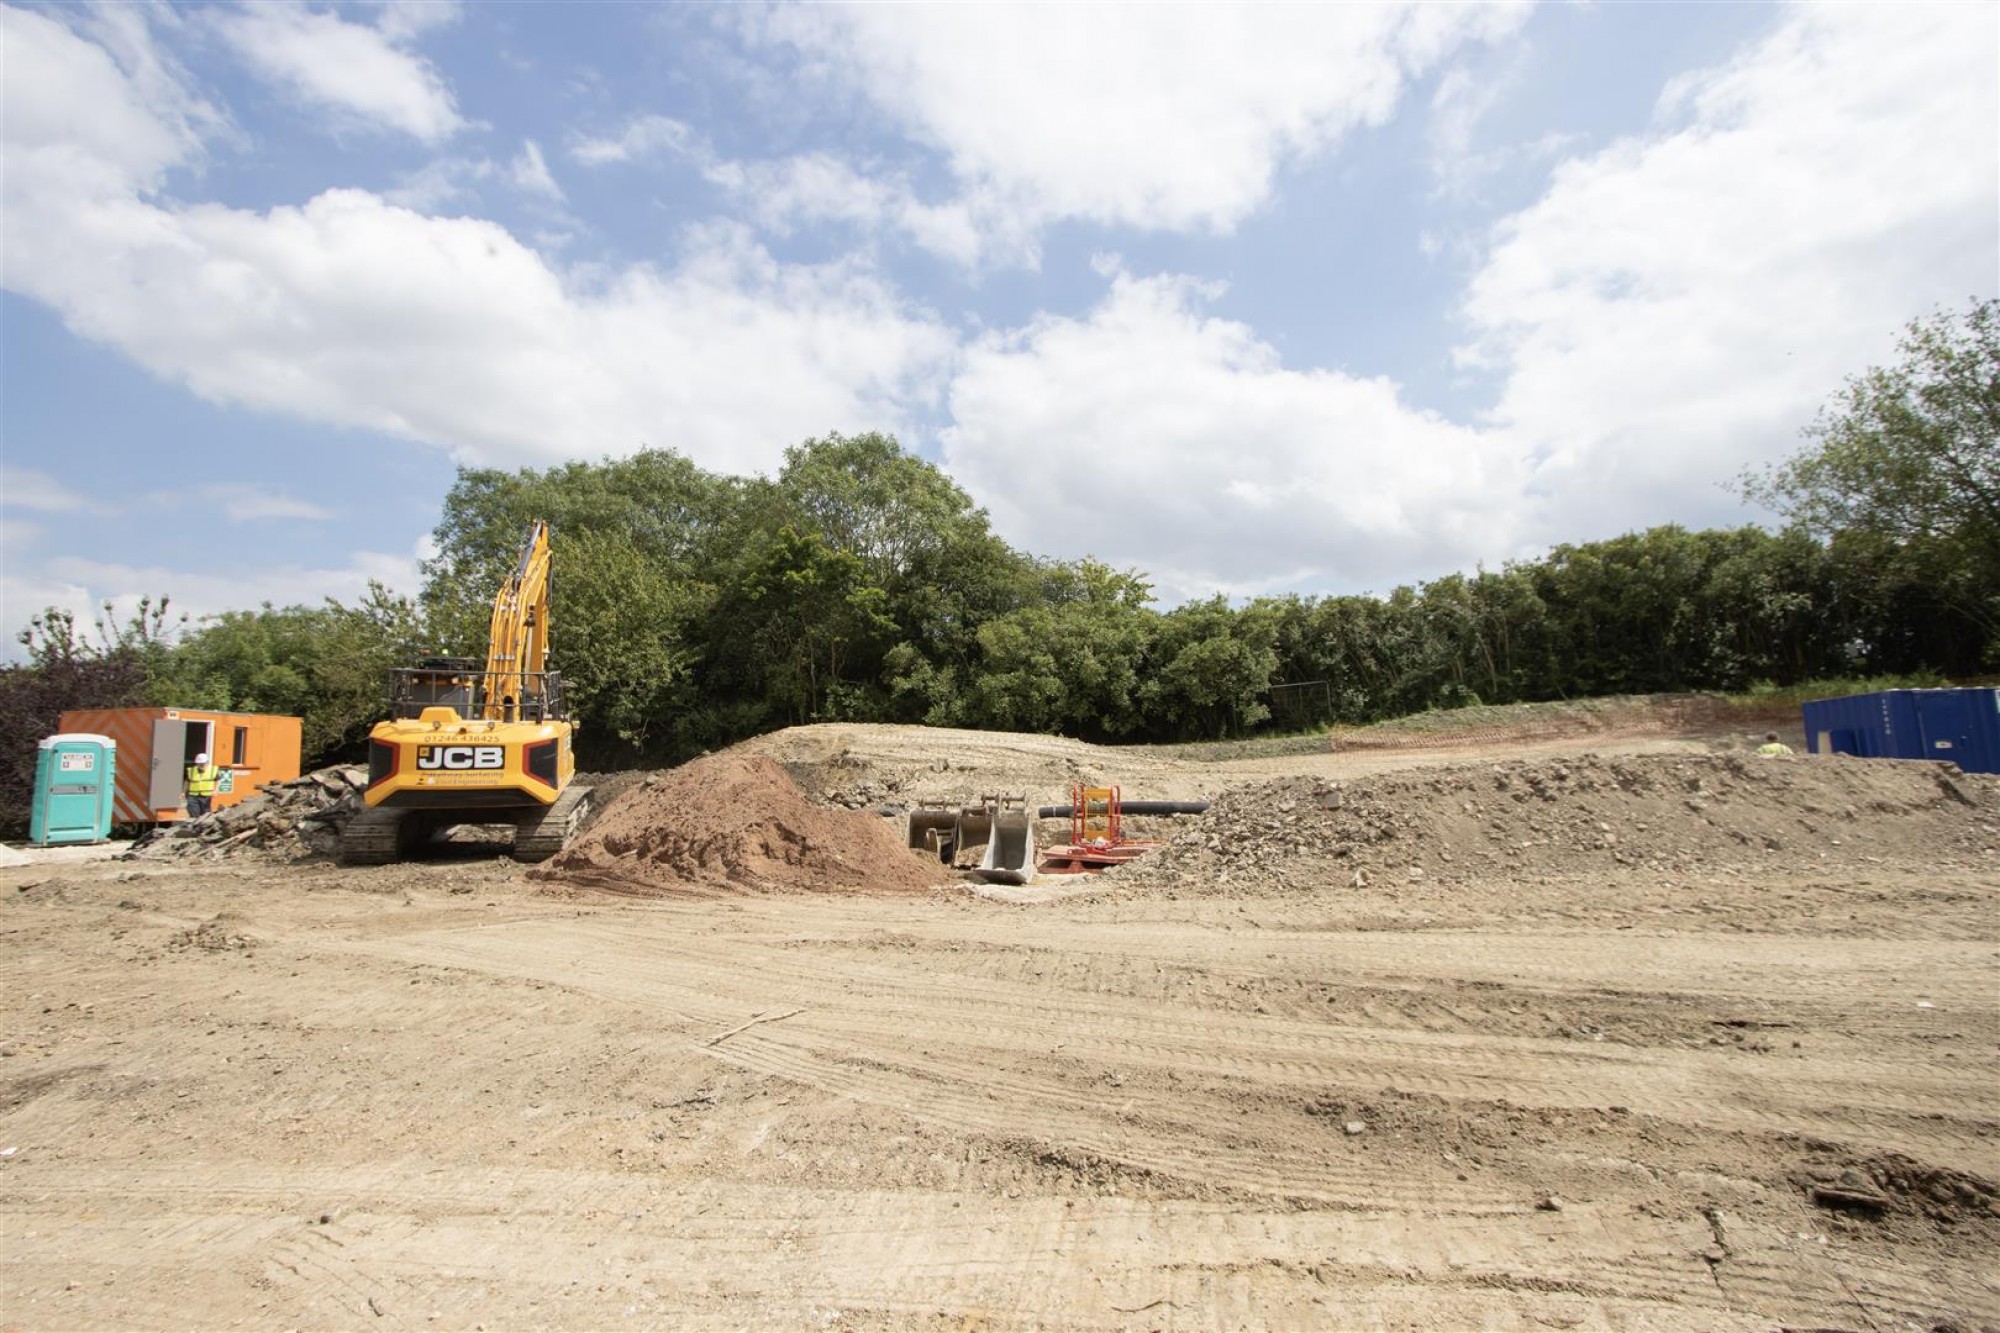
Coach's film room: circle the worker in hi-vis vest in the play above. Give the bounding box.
[1755,732,1793,757]
[185,752,221,818]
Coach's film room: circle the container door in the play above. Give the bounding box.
[150,719,185,809]
[1913,692,1973,761]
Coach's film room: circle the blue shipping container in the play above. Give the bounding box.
[1801,688,2000,775]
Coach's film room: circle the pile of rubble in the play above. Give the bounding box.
[1121,752,1999,895]
[129,766,366,862]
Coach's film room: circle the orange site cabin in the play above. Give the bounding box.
[57,707,303,825]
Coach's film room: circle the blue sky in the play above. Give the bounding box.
[3,1,1995,652]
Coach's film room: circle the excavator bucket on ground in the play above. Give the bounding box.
[974,796,1036,885]
[906,794,1036,884]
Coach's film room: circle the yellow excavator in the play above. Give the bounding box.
[340,520,590,864]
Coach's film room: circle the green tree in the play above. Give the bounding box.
[730,525,897,723]
[555,528,709,756]
[959,560,1156,738]
[770,432,1038,699]
[424,448,744,655]
[1746,298,1999,664]
[1749,299,1998,550]
[1139,596,1279,738]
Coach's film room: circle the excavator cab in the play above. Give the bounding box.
[390,657,480,720]
[385,660,568,724]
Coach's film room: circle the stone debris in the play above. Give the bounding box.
[128,766,367,862]
[1118,752,1999,896]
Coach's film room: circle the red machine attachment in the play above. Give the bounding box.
[1036,784,1161,875]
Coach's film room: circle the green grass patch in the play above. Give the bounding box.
[1133,729,1335,763]
[1719,673,1950,711]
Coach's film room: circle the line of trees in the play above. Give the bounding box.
[5,300,1994,813]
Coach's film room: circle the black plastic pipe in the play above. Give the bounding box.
[1036,800,1209,819]
[877,800,1212,819]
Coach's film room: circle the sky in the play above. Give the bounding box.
[2,1,1996,653]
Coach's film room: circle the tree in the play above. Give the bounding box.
[423,448,744,655]
[730,525,897,723]
[1139,596,1279,738]
[1746,299,1999,662]
[771,432,1038,694]
[1749,299,1998,549]
[956,558,1154,738]
[555,528,708,757]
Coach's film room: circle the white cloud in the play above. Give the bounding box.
[569,113,693,166]
[508,140,562,201]
[1,466,99,513]
[572,114,1000,264]
[208,1,465,143]
[1462,2,2000,540]
[385,142,566,212]
[2,9,955,478]
[586,4,1529,268]
[743,3,1532,250]
[5,0,1995,620]
[194,484,335,523]
[707,153,994,266]
[941,271,1521,601]
[382,155,490,212]
[2,547,423,655]
[367,0,466,45]
[0,5,206,189]
[1426,49,1577,200]
[940,4,1998,599]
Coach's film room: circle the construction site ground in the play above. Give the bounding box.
[3,709,1996,1331]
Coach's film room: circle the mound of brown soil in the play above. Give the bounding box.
[1126,752,1999,895]
[533,752,949,897]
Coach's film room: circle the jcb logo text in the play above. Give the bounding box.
[417,745,504,771]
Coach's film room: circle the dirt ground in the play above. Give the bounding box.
[3,718,1996,1331]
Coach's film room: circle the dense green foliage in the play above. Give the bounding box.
[1746,298,1999,670]
[6,305,1993,812]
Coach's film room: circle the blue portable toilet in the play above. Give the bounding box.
[1801,688,2000,775]
[28,733,118,846]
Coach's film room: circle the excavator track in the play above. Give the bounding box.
[338,806,416,866]
[512,784,593,863]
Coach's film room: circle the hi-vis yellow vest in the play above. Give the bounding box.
[186,762,221,795]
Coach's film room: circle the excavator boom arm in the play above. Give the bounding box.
[483,520,553,721]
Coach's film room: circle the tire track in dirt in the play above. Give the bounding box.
[320,915,1997,1175]
[804,930,1997,1050]
[706,1027,1528,1213]
[846,916,2000,1009]
[36,1164,1968,1329]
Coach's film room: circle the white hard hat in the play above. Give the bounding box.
[196,753,210,764]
